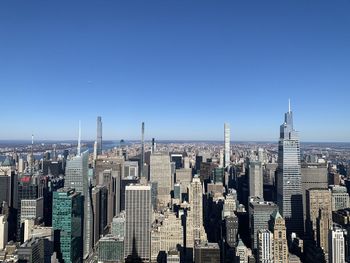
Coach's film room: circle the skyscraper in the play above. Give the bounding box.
[257,229,273,263]
[224,123,230,168]
[124,184,151,262]
[306,188,332,251]
[328,226,345,263]
[52,188,83,263]
[277,101,303,235]
[187,176,207,246]
[140,122,145,179]
[269,210,289,263]
[249,198,278,250]
[64,150,92,259]
[249,160,263,199]
[0,214,8,250]
[150,152,172,208]
[96,116,103,155]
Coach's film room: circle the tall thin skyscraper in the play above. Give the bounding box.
[124,184,151,261]
[97,116,102,155]
[224,123,230,168]
[140,122,145,179]
[277,101,303,235]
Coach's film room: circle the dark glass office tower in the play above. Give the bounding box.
[277,101,303,235]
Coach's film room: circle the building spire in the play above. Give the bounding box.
[77,120,81,156]
[288,98,291,113]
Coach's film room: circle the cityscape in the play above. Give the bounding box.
[1,106,350,262]
[1,1,350,263]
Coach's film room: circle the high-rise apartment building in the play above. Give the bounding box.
[224,123,230,168]
[277,102,303,235]
[96,116,103,155]
[124,184,151,262]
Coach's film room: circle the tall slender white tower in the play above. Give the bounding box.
[96,116,102,155]
[224,123,230,168]
[140,122,145,179]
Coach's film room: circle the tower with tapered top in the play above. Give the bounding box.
[277,100,303,235]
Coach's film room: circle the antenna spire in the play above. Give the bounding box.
[77,120,81,156]
[288,98,291,113]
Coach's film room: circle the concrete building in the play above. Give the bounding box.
[175,168,192,195]
[124,184,151,261]
[20,197,43,223]
[111,212,125,238]
[235,237,253,263]
[249,161,263,199]
[330,185,350,211]
[150,211,183,262]
[269,210,289,263]
[306,188,332,254]
[249,198,278,250]
[223,189,237,217]
[301,163,328,220]
[150,152,172,208]
[224,214,238,248]
[187,176,207,246]
[17,237,44,263]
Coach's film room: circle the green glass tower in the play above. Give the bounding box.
[52,188,83,263]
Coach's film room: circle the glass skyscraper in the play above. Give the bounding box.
[64,150,93,259]
[52,188,83,263]
[277,102,304,235]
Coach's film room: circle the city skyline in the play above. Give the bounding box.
[1,1,350,141]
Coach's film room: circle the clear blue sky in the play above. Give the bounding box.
[0,1,349,142]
